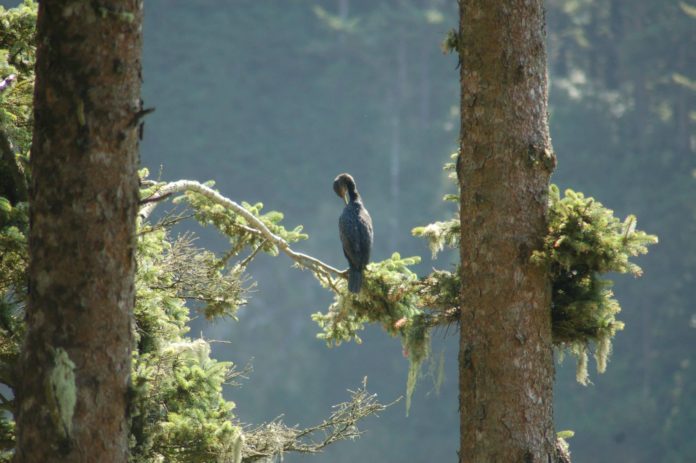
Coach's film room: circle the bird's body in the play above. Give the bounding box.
[333,174,373,293]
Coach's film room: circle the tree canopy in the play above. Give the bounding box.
[1,0,691,461]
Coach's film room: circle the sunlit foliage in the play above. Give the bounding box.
[0,4,384,461]
[312,149,657,405]
[533,185,657,383]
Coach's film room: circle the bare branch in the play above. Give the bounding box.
[241,379,395,462]
[138,192,172,206]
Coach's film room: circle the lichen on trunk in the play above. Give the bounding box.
[13,1,143,461]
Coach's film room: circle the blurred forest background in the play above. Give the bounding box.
[3,0,694,462]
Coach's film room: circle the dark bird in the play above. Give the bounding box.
[333,173,373,293]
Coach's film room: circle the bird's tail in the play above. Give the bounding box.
[348,267,363,293]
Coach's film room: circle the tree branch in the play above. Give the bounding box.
[138,192,172,206]
[138,180,346,279]
[241,379,394,461]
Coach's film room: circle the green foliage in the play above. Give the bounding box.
[411,152,460,259]
[136,227,248,323]
[533,185,658,383]
[312,253,422,345]
[412,218,459,259]
[440,28,459,54]
[130,179,274,461]
[314,145,657,405]
[0,199,27,312]
[312,253,434,412]
[130,331,240,462]
[0,0,35,155]
[0,418,13,462]
[177,183,308,257]
[0,4,34,457]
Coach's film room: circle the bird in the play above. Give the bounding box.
[333,173,373,293]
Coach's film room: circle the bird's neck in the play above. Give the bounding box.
[348,189,360,202]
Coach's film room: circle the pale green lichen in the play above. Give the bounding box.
[46,347,77,438]
[404,315,429,416]
[229,428,244,463]
[411,220,458,259]
[575,346,589,385]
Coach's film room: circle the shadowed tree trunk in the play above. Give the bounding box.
[14,1,143,462]
[457,0,557,461]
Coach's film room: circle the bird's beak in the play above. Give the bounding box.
[342,193,348,205]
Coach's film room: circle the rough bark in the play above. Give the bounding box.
[457,1,556,462]
[14,2,143,462]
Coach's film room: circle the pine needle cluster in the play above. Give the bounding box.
[533,185,658,383]
[178,183,308,258]
[0,0,35,155]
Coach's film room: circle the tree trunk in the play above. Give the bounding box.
[457,1,556,462]
[14,2,142,462]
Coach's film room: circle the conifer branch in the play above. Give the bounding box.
[241,379,393,461]
[138,180,347,279]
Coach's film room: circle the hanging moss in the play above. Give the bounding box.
[314,161,657,410]
[403,314,429,415]
[312,253,437,413]
[312,252,423,345]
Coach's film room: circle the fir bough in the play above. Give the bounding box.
[532,184,658,382]
[0,3,393,459]
[312,152,658,401]
[312,253,423,345]
[0,0,35,154]
[178,182,308,258]
[312,253,435,412]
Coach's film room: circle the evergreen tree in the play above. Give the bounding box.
[455,0,557,459]
[0,3,386,461]
[12,1,142,461]
[1,1,669,461]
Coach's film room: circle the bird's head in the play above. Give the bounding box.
[333,173,356,204]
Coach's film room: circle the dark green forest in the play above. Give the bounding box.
[1,0,694,462]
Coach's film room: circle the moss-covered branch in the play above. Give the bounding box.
[139,179,345,280]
